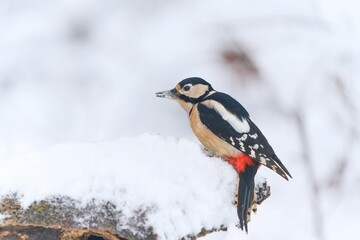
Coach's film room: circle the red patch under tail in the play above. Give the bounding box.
[226,154,254,173]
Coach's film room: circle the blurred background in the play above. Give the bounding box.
[0,0,359,239]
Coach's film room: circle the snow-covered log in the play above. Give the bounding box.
[0,135,270,239]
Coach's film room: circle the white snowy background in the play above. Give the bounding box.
[1,0,360,239]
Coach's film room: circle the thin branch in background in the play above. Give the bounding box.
[294,110,324,240]
[324,158,347,190]
[221,42,259,81]
[321,76,359,190]
[335,76,357,115]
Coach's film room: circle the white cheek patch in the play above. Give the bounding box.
[203,100,250,133]
[188,84,209,99]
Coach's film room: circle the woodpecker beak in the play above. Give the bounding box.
[155,88,179,99]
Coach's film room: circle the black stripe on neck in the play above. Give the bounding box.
[187,90,212,116]
[189,105,195,116]
[178,90,210,104]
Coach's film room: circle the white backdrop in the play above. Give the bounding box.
[0,0,360,239]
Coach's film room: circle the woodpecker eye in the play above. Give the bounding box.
[183,85,191,91]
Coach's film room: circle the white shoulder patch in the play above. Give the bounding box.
[202,100,250,133]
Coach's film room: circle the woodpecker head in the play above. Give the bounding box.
[156,77,214,113]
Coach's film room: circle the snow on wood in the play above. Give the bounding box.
[0,134,271,239]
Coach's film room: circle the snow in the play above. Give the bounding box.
[1,0,360,239]
[201,226,248,240]
[0,134,239,239]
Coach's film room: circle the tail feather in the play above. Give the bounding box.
[237,163,258,233]
[259,154,292,180]
[272,155,292,178]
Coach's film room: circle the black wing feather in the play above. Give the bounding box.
[199,92,292,180]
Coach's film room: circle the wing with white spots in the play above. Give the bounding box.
[247,119,292,180]
[198,93,292,180]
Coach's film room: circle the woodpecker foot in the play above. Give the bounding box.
[234,179,270,218]
[251,202,257,214]
[234,182,239,206]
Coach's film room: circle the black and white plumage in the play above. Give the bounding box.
[197,92,291,180]
[156,77,292,232]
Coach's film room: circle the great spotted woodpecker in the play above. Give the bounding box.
[156,77,292,232]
